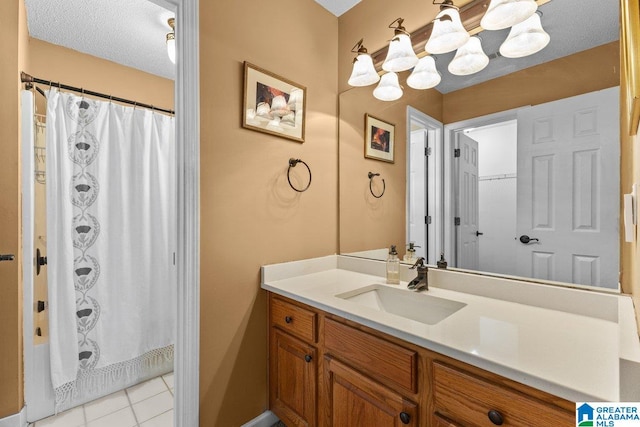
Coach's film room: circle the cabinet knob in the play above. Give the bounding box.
[304,354,312,363]
[285,316,292,324]
[399,412,411,424]
[488,409,504,425]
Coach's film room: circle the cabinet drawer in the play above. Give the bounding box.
[271,297,317,343]
[324,318,417,393]
[433,362,574,426]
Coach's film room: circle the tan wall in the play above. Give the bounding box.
[26,39,174,112]
[339,85,442,255]
[0,0,24,418]
[443,42,620,124]
[199,1,338,425]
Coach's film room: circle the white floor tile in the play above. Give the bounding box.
[35,406,85,427]
[132,390,174,423]
[126,377,167,403]
[139,409,173,427]
[86,407,136,427]
[83,390,129,421]
[162,372,174,389]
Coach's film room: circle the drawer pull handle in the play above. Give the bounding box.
[399,412,411,424]
[304,354,312,363]
[488,409,504,425]
[284,316,293,324]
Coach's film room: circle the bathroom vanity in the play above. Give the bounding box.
[261,255,640,426]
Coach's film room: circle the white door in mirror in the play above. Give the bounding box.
[516,87,619,287]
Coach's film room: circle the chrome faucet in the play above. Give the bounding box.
[407,257,428,291]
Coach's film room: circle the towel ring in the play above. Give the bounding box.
[288,158,312,192]
[368,172,385,198]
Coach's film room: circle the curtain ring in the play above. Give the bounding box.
[287,158,312,192]
[368,172,385,198]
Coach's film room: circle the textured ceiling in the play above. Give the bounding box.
[24,0,176,80]
[24,0,617,92]
[314,0,361,16]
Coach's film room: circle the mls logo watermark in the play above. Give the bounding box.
[577,402,640,427]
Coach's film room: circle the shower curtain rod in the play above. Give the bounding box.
[20,71,175,115]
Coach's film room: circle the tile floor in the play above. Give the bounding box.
[32,372,174,427]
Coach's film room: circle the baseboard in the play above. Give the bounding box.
[241,410,279,427]
[0,407,27,427]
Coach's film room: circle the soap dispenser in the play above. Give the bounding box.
[386,245,400,285]
[403,243,419,263]
[437,253,448,269]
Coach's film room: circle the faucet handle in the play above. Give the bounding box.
[410,257,425,269]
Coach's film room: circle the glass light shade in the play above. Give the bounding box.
[348,53,381,86]
[373,72,403,101]
[382,33,419,72]
[167,36,176,64]
[448,37,489,76]
[425,8,469,54]
[499,13,550,58]
[480,0,537,30]
[407,56,441,90]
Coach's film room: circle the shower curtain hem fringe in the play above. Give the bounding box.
[53,344,174,413]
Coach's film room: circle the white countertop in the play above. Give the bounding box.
[261,255,640,403]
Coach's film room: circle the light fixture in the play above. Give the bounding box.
[348,39,381,87]
[382,18,419,72]
[346,0,552,100]
[166,18,176,64]
[499,12,550,58]
[407,56,441,89]
[448,36,489,75]
[480,0,537,30]
[373,72,403,101]
[425,1,469,54]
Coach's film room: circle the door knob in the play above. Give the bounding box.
[475,231,484,236]
[518,235,539,244]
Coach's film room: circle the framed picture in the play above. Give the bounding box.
[364,114,395,163]
[242,62,306,143]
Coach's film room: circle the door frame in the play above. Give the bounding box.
[20,0,201,426]
[443,108,519,268]
[406,107,443,265]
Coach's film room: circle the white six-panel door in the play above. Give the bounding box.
[408,129,427,259]
[456,133,480,270]
[516,87,619,288]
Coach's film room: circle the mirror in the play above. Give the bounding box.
[338,0,621,290]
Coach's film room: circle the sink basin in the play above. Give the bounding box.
[336,284,466,325]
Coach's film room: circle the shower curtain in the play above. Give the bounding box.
[45,90,176,411]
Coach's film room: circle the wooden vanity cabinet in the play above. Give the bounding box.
[324,356,418,427]
[269,295,318,427]
[267,292,574,427]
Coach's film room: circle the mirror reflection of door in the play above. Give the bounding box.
[459,121,518,276]
[452,87,619,288]
[515,87,619,287]
[455,133,480,271]
[409,129,427,260]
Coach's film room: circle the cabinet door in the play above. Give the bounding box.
[324,356,417,427]
[270,330,316,427]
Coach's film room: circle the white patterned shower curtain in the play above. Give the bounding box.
[45,90,176,411]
